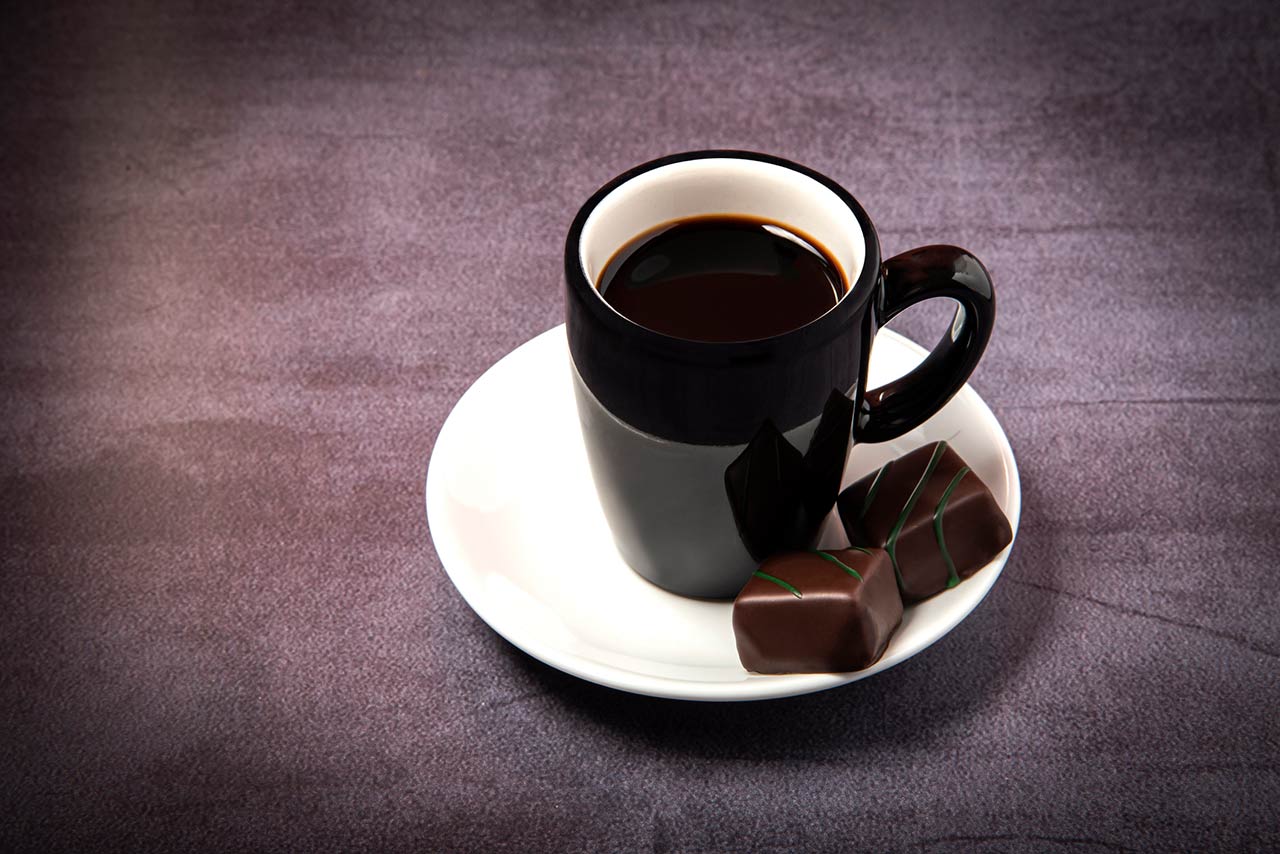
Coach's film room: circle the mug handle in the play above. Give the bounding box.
[855,245,996,443]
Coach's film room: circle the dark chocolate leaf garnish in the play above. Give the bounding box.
[800,390,855,528]
[724,419,808,562]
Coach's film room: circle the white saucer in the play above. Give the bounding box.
[425,325,1020,701]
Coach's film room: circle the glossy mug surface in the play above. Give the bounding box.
[564,151,995,599]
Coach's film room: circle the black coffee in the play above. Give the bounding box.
[596,215,845,343]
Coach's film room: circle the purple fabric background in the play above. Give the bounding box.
[3,1,1277,851]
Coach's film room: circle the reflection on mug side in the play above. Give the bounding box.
[572,364,851,599]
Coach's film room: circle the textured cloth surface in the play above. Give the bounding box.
[2,1,1278,852]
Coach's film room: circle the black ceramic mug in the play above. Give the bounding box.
[565,151,995,599]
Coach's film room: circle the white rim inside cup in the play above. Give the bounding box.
[578,158,867,306]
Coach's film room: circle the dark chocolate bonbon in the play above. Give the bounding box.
[837,441,1012,601]
[733,548,903,673]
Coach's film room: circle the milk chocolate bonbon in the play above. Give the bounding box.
[733,548,903,673]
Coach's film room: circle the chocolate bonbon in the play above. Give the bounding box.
[733,548,903,673]
[837,441,1012,602]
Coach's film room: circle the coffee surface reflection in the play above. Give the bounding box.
[596,215,846,343]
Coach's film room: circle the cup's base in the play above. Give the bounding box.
[571,368,765,600]
[615,540,758,601]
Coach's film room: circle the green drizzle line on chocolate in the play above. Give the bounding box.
[845,545,874,557]
[933,466,970,589]
[884,442,948,587]
[810,550,862,581]
[857,462,891,527]
[754,570,802,598]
